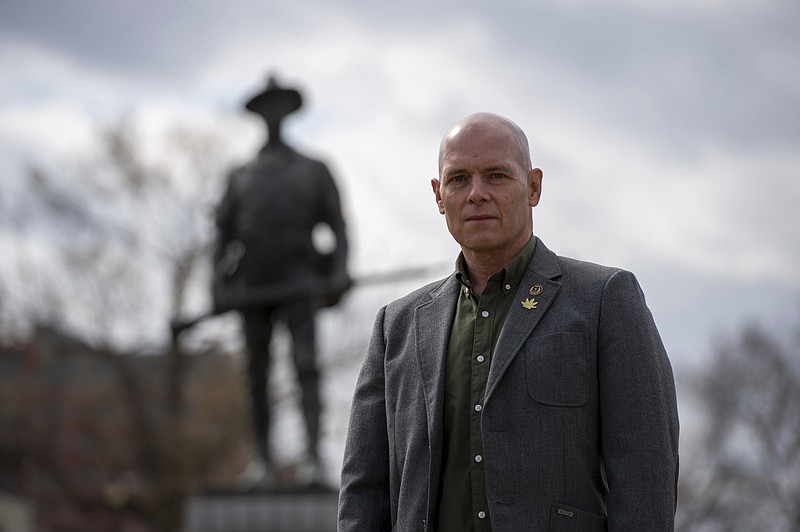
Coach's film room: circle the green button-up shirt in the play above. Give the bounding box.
[435,236,536,532]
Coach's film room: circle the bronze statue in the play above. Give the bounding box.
[213,75,350,488]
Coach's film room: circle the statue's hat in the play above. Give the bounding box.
[245,75,302,118]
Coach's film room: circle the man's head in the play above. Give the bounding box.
[432,113,543,263]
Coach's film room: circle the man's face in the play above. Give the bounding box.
[432,118,542,259]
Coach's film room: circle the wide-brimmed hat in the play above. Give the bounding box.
[245,75,302,118]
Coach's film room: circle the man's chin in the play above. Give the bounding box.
[455,236,502,254]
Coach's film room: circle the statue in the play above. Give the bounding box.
[213,75,351,488]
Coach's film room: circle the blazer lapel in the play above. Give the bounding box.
[415,276,459,440]
[415,275,458,515]
[484,238,563,404]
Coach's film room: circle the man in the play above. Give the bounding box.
[215,76,350,486]
[338,113,679,530]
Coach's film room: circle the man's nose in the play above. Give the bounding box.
[467,177,489,202]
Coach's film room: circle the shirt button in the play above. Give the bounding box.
[481,310,489,318]
[476,355,485,363]
[474,404,482,412]
[504,283,511,290]
[478,511,486,519]
[474,454,482,463]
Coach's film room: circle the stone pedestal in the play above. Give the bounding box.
[0,493,35,532]
[185,489,338,532]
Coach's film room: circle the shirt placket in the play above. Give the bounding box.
[470,285,498,531]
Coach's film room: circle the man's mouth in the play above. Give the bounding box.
[466,215,495,222]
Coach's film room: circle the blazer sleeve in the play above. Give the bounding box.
[597,270,679,531]
[338,306,393,531]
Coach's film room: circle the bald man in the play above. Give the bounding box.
[338,113,679,531]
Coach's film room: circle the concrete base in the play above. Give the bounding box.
[185,489,338,532]
[0,493,35,532]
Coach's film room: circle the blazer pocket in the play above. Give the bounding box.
[549,502,607,532]
[525,331,590,407]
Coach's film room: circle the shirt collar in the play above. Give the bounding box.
[454,235,536,293]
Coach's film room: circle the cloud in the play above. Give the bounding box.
[1,0,798,360]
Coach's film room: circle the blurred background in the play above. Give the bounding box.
[1,0,798,530]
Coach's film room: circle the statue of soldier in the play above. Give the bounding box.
[213,76,350,487]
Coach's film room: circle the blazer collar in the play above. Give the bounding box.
[485,237,563,404]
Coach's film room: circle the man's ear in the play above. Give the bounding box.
[528,168,543,207]
[432,178,445,214]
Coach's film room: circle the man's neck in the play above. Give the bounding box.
[461,234,533,295]
[461,252,514,296]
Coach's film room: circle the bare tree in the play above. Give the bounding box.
[0,116,243,531]
[676,313,800,532]
[6,117,229,348]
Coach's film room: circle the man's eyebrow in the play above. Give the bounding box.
[442,166,468,177]
[485,165,515,173]
[444,164,515,176]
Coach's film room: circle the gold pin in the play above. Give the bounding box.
[521,297,538,310]
[529,284,543,296]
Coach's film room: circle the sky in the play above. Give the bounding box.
[1,2,799,378]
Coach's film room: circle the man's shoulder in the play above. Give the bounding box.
[533,237,626,284]
[549,252,646,302]
[384,276,454,314]
[555,254,625,281]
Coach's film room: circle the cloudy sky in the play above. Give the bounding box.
[1,0,799,373]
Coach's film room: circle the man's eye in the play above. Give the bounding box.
[450,175,467,183]
[490,173,507,179]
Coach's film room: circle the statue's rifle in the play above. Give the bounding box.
[170,263,446,340]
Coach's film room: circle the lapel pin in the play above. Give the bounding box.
[521,297,538,310]
[529,284,543,296]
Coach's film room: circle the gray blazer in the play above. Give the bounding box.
[338,237,679,531]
